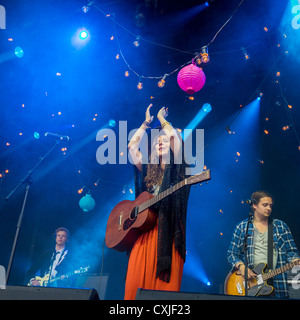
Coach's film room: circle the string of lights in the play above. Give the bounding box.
[1,1,299,208]
[88,0,247,87]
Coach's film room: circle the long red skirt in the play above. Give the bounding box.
[124,222,184,300]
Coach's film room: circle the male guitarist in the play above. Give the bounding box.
[227,191,300,298]
[25,227,73,287]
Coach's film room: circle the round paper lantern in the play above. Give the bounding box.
[177,63,206,94]
[79,192,96,212]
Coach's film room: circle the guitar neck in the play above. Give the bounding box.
[48,273,71,284]
[263,260,300,281]
[138,179,186,213]
[49,267,89,284]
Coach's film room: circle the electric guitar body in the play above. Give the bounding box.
[225,260,300,296]
[225,263,273,296]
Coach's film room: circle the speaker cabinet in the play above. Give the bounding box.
[75,274,108,300]
[0,285,99,300]
[135,289,276,300]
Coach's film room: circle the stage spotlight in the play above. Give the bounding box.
[79,30,88,40]
[135,3,149,27]
[184,103,212,139]
[72,28,90,48]
[14,47,24,58]
[203,103,212,113]
[206,281,211,286]
[108,119,116,127]
[33,132,40,139]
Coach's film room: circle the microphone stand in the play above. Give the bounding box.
[5,140,62,284]
[242,209,253,296]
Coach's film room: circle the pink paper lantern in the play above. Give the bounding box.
[177,63,206,94]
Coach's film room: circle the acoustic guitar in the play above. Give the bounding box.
[105,169,211,252]
[224,260,300,296]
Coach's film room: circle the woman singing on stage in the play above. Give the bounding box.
[124,104,191,300]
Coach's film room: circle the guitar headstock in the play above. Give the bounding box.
[186,169,211,186]
[74,266,90,274]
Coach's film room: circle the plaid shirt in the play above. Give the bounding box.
[227,218,300,298]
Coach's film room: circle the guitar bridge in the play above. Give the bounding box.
[257,274,263,285]
[118,212,123,231]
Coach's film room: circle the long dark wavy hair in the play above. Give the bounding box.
[144,128,174,192]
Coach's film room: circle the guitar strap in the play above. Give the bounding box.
[268,218,273,285]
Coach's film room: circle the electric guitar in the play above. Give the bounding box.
[224,260,300,296]
[28,266,90,287]
[105,169,211,252]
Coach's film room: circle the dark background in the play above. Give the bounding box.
[0,0,299,299]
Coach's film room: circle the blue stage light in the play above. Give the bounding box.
[14,47,24,58]
[184,103,212,138]
[109,119,116,127]
[72,28,91,48]
[203,103,212,113]
[206,281,211,286]
[79,30,88,40]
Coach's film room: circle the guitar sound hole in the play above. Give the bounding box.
[123,207,138,231]
[129,207,138,220]
[123,218,135,231]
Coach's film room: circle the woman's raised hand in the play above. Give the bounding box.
[145,104,154,124]
[157,106,168,122]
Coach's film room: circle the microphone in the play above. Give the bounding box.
[245,199,256,205]
[45,132,70,141]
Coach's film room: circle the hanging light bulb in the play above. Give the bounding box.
[241,47,250,60]
[200,46,210,63]
[195,55,202,66]
[82,6,89,13]
[133,36,140,47]
[158,74,167,88]
[137,77,143,90]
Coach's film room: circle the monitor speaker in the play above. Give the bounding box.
[0,285,99,300]
[135,289,276,300]
[75,274,108,300]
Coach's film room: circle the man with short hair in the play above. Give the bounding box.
[25,227,73,287]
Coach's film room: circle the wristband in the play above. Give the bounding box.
[142,121,150,128]
[161,121,170,128]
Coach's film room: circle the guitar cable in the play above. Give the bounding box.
[98,238,105,298]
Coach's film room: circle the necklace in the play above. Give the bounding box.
[254,225,268,245]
